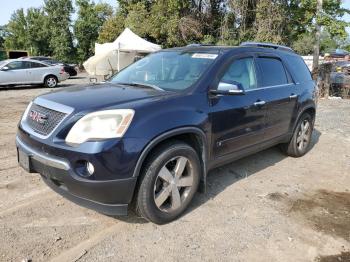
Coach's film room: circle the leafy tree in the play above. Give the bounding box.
[292,33,315,55]
[98,12,125,43]
[44,0,75,62]
[26,8,51,55]
[0,26,9,49]
[4,9,28,51]
[74,0,113,62]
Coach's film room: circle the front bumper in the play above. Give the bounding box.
[16,136,137,215]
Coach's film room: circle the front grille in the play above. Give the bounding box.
[26,103,67,136]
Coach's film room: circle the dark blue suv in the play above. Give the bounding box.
[16,42,317,224]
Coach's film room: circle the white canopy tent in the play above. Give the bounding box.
[83,28,161,77]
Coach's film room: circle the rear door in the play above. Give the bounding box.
[26,61,49,83]
[210,55,267,158]
[255,54,298,140]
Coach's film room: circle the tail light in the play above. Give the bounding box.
[60,67,65,74]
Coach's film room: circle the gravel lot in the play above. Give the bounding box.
[0,74,349,262]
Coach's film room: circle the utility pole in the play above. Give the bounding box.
[312,0,323,71]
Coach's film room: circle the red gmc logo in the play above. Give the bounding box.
[29,110,48,124]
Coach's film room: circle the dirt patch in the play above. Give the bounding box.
[269,190,350,241]
[316,251,350,262]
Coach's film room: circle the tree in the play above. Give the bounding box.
[0,26,9,49]
[4,9,28,51]
[44,0,75,62]
[26,8,51,55]
[292,33,315,55]
[74,0,113,63]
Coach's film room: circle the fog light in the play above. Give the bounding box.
[86,162,95,175]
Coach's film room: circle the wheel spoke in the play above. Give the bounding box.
[155,186,171,207]
[158,166,173,183]
[303,121,310,134]
[297,135,303,144]
[171,186,181,210]
[177,176,193,187]
[174,157,187,179]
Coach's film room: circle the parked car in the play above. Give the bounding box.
[16,43,317,224]
[22,56,78,77]
[0,59,69,88]
[330,61,350,98]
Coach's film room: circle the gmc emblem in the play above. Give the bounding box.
[29,110,48,124]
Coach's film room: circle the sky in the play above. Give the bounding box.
[0,0,117,25]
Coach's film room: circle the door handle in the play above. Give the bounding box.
[289,94,298,99]
[253,100,266,106]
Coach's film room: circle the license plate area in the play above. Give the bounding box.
[17,148,32,172]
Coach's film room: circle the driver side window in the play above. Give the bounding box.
[220,57,257,90]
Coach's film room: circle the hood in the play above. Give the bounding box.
[37,83,171,113]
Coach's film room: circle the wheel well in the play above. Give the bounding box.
[140,133,205,174]
[44,74,57,82]
[134,132,207,198]
[302,107,316,125]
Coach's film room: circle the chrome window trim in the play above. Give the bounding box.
[245,83,294,92]
[20,97,74,139]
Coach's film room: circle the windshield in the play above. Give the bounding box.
[110,51,218,91]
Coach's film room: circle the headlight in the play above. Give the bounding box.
[65,109,135,144]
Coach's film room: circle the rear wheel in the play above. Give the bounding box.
[135,141,201,224]
[44,75,58,88]
[281,112,314,157]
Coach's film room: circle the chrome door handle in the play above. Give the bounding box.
[254,101,266,106]
[289,94,298,99]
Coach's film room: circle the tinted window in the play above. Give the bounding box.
[7,61,25,70]
[284,55,312,82]
[30,62,47,68]
[220,57,257,90]
[256,57,288,86]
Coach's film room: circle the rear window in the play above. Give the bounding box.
[284,55,312,82]
[256,57,288,87]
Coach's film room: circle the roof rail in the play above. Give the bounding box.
[240,42,294,53]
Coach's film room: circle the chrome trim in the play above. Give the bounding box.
[20,97,74,139]
[16,136,70,170]
[245,83,294,92]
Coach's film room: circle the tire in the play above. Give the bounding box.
[44,75,58,88]
[281,112,314,157]
[135,141,201,224]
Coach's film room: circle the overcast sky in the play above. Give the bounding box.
[0,0,349,34]
[0,0,117,25]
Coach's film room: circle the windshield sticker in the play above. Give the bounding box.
[192,53,218,59]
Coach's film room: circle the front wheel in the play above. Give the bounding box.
[135,141,201,224]
[281,112,314,157]
[44,75,58,88]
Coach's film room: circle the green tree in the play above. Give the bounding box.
[0,26,9,49]
[74,0,113,62]
[4,9,28,51]
[292,33,315,55]
[44,0,75,62]
[26,8,51,55]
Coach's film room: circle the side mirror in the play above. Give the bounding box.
[1,66,9,71]
[210,81,245,96]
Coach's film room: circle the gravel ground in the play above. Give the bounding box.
[0,75,349,262]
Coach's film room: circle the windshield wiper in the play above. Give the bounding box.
[115,82,164,91]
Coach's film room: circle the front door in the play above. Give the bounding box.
[0,61,29,85]
[209,56,267,159]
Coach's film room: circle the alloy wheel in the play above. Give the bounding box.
[153,156,194,212]
[47,77,57,88]
[296,119,311,151]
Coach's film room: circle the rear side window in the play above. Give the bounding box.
[256,57,288,87]
[284,55,312,82]
[30,62,47,68]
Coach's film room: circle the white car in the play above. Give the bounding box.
[0,59,69,88]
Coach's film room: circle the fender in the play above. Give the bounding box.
[292,103,316,133]
[132,126,209,190]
